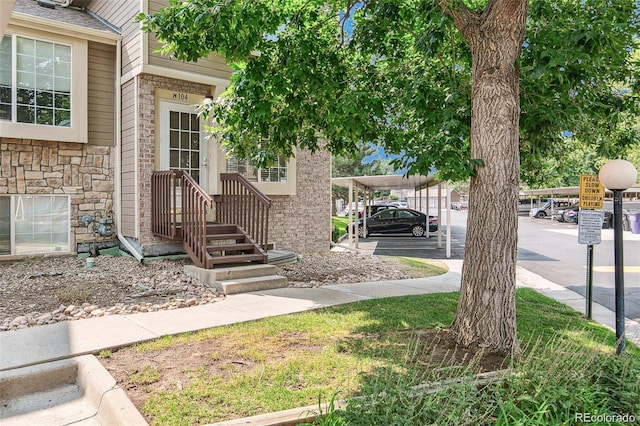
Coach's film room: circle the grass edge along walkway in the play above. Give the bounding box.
[108,289,640,426]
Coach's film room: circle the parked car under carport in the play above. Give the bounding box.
[347,208,438,238]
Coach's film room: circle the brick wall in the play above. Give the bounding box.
[269,148,331,253]
[0,138,115,250]
[136,74,210,249]
[134,74,331,255]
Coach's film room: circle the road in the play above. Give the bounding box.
[348,209,640,322]
[517,211,640,323]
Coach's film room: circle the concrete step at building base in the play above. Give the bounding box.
[184,264,287,295]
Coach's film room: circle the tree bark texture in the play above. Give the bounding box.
[445,0,528,352]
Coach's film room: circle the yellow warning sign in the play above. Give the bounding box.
[579,174,604,209]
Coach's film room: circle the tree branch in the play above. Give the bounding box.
[436,0,476,37]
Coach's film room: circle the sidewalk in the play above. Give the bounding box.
[1,259,639,372]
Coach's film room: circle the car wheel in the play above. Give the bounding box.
[358,226,369,238]
[411,224,425,237]
[535,211,546,219]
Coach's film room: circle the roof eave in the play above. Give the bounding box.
[9,11,121,45]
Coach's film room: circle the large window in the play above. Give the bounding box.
[0,35,71,126]
[227,156,288,183]
[0,31,87,143]
[0,195,70,255]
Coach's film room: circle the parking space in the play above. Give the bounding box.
[341,212,469,260]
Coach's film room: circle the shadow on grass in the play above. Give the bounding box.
[103,289,640,425]
[321,288,640,425]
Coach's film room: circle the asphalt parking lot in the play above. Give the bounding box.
[343,210,640,322]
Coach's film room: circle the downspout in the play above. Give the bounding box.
[114,39,143,262]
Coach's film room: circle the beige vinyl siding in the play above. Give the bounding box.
[120,79,137,237]
[88,0,142,75]
[147,0,233,80]
[147,37,232,80]
[88,0,139,28]
[120,19,142,76]
[88,42,115,146]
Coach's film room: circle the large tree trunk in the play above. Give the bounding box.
[444,0,528,352]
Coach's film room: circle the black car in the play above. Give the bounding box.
[348,208,438,238]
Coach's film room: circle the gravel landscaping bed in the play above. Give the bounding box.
[0,251,413,332]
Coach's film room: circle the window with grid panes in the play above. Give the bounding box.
[0,35,71,126]
[226,156,288,183]
[169,110,201,183]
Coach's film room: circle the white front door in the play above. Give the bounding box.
[158,101,208,192]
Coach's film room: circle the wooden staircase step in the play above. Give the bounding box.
[206,233,245,241]
[206,243,256,253]
[205,223,237,234]
[206,253,266,267]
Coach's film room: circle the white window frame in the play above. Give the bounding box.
[225,154,297,196]
[0,29,88,143]
[158,100,208,192]
[0,194,71,256]
[227,156,289,183]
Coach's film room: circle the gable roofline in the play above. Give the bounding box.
[10,0,120,44]
[9,11,121,44]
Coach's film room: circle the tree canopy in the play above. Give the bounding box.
[141,0,639,184]
[140,0,639,352]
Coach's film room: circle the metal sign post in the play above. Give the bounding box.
[578,209,604,319]
[586,244,594,319]
[578,175,604,320]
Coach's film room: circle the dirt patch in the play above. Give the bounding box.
[100,328,507,423]
[411,329,508,373]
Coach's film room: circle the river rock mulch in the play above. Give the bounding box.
[0,251,412,332]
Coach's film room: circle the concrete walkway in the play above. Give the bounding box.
[2,259,639,373]
[2,260,640,425]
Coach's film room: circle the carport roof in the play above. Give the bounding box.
[332,174,438,191]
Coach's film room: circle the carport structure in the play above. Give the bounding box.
[331,174,456,258]
[520,185,640,217]
[521,185,640,198]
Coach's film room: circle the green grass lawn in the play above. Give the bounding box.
[331,216,350,241]
[104,289,640,425]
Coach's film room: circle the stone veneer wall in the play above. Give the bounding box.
[0,138,115,251]
[268,148,331,253]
